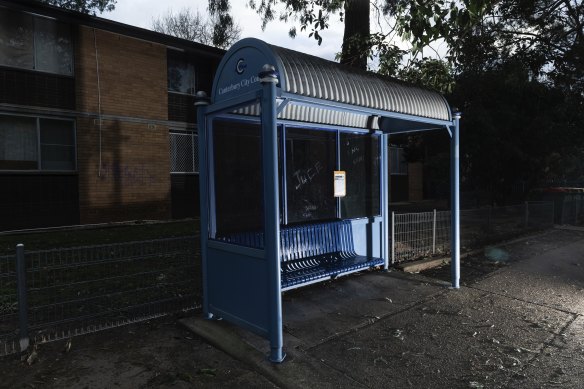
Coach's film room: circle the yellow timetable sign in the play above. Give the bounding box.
[334,171,346,197]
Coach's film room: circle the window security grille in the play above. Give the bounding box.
[170,131,198,174]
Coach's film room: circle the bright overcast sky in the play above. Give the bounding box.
[105,0,345,61]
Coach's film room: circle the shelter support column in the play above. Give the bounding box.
[260,65,285,363]
[195,91,212,318]
[381,133,390,269]
[450,112,461,289]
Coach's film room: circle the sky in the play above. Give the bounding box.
[104,0,345,61]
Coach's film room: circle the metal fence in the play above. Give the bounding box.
[392,201,555,263]
[0,201,561,355]
[560,196,584,225]
[0,236,198,357]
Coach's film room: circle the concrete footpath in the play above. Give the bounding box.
[182,227,584,388]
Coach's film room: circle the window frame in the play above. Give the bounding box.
[0,7,75,77]
[0,113,77,173]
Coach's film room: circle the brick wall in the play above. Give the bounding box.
[75,27,171,223]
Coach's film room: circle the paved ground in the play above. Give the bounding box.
[1,227,583,388]
[184,227,584,389]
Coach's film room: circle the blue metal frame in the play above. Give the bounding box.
[259,66,285,362]
[280,94,453,130]
[198,39,461,363]
[381,134,390,269]
[195,95,211,318]
[450,113,461,289]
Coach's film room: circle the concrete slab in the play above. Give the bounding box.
[308,287,573,388]
[398,256,451,273]
[282,271,447,349]
[180,316,367,389]
[475,239,584,314]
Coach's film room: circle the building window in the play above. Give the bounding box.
[0,7,73,76]
[167,50,195,95]
[390,146,408,175]
[0,115,76,171]
[169,130,198,174]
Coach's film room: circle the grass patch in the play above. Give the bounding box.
[0,220,199,255]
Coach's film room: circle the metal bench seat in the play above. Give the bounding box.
[218,220,384,290]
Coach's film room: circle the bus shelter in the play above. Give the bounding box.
[195,38,461,362]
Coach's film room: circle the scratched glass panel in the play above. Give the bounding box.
[286,128,336,224]
[340,133,380,218]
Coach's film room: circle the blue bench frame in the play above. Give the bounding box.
[219,220,385,290]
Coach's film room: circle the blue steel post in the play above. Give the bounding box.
[195,91,212,318]
[260,65,285,362]
[381,133,390,269]
[450,112,461,289]
[16,243,29,352]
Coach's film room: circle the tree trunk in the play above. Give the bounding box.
[340,0,370,70]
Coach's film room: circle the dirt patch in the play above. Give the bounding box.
[0,315,277,388]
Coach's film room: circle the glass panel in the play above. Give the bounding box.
[168,53,195,95]
[40,144,75,170]
[213,120,263,236]
[340,133,381,218]
[39,118,75,171]
[34,16,73,75]
[0,116,38,170]
[169,131,194,173]
[286,128,336,224]
[0,8,34,70]
[390,147,408,175]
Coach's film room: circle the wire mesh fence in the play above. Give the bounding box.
[392,202,555,263]
[0,201,562,356]
[0,236,199,357]
[0,253,18,356]
[392,210,451,262]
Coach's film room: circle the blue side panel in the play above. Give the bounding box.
[207,242,269,337]
[349,218,383,258]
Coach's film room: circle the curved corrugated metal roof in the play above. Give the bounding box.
[211,38,452,128]
[270,45,451,122]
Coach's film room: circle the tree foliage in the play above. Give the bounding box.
[38,0,116,14]
[207,0,241,49]
[152,8,241,49]
[209,0,584,201]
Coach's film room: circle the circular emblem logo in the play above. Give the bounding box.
[236,58,246,75]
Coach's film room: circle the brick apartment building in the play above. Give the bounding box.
[0,0,223,231]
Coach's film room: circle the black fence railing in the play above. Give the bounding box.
[0,236,199,356]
